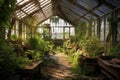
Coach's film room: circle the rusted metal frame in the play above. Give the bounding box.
[51,0,55,15]
[74,0,103,22]
[59,1,88,21]
[35,0,47,18]
[16,0,33,10]
[42,4,52,12]
[21,2,35,10]
[21,2,38,13]
[22,2,51,18]
[69,0,99,17]
[16,0,50,18]
[78,0,107,15]
[20,9,38,21]
[15,10,26,18]
[77,0,105,15]
[37,15,53,25]
[100,7,120,19]
[24,6,38,14]
[80,0,115,16]
[51,0,58,15]
[12,17,34,28]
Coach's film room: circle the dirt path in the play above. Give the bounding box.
[42,53,77,80]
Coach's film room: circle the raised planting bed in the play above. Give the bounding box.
[79,55,100,75]
[16,61,42,80]
[98,56,120,80]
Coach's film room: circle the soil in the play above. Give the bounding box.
[41,53,77,80]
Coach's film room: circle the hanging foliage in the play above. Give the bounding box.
[50,16,60,25]
[0,0,16,39]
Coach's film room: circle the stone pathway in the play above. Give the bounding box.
[41,53,77,80]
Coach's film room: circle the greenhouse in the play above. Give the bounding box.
[0,0,120,80]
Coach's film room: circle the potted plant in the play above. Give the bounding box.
[80,37,104,58]
[79,37,104,75]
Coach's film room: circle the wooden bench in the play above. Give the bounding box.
[16,61,42,80]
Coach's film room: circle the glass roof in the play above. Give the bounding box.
[15,0,120,25]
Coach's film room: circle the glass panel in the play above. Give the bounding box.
[117,22,120,41]
[65,28,69,39]
[106,0,120,7]
[94,21,97,36]
[105,16,110,40]
[17,0,30,6]
[93,9,104,16]
[38,16,74,39]
[76,0,98,10]
[40,0,51,7]
[100,18,105,41]
[70,27,75,36]
[98,4,111,13]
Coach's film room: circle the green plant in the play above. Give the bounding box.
[68,54,87,80]
[80,37,104,57]
[50,16,60,25]
[107,43,120,58]
[0,1,17,79]
[16,56,32,68]
[0,0,16,39]
[0,40,17,80]
[28,35,53,56]
[25,50,43,61]
[55,46,63,53]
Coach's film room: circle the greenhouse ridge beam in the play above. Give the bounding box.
[25,2,51,18]
[20,9,37,22]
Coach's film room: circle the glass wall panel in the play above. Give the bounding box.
[100,18,104,41]
[117,22,120,41]
[105,16,110,40]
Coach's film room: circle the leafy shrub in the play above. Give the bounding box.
[25,50,43,61]
[28,35,54,56]
[80,37,104,57]
[107,43,120,58]
[0,40,17,80]
[16,57,32,68]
